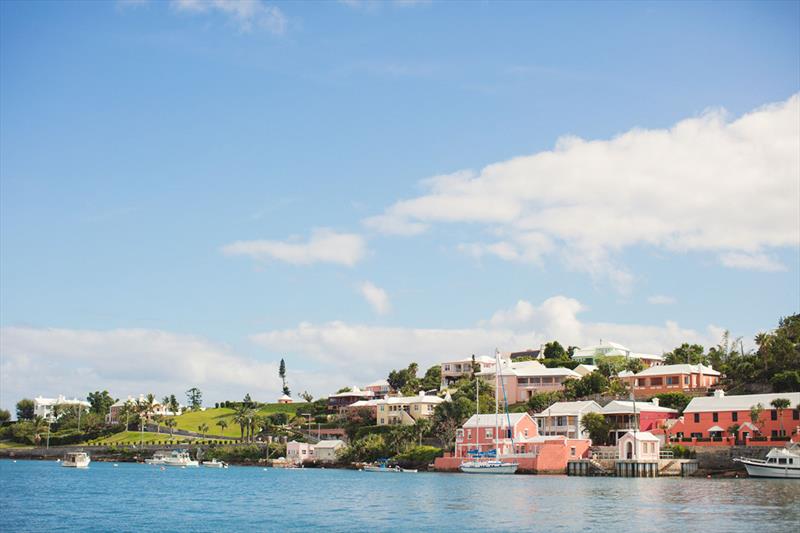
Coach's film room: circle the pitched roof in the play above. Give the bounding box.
[330,388,374,398]
[488,360,580,378]
[620,430,660,442]
[601,400,678,414]
[314,439,344,449]
[684,392,800,413]
[707,425,724,432]
[634,364,720,377]
[534,400,602,416]
[379,394,444,405]
[462,413,531,428]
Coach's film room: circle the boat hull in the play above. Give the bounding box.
[62,460,90,468]
[459,462,518,474]
[740,461,800,479]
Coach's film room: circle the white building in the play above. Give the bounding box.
[106,395,181,424]
[314,439,345,462]
[571,340,663,367]
[286,441,315,464]
[533,400,603,439]
[441,355,497,387]
[618,431,660,461]
[33,395,91,420]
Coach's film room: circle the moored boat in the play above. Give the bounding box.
[62,452,90,468]
[362,460,416,473]
[145,450,199,467]
[459,459,518,474]
[202,459,228,468]
[734,445,800,479]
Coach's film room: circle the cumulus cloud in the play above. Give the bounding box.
[221,228,366,266]
[0,327,342,410]
[648,295,677,305]
[364,95,800,290]
[250,295,726,385]
[358,281,391,315]
[172,0,286,34]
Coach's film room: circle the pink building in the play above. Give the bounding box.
[286,441,314,464]
[601,399,679,444]
[481,360,580,404]
[436,412,591,473]
[625,364,721,398]
[441,356,496,387]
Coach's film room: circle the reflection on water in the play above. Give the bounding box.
[1,460,799,532]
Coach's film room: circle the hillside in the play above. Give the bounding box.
[165,403,307,438]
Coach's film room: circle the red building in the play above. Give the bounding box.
[669,391,800,445]
[600,399,679,444]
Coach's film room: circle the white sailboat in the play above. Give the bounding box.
[460,349,519,474]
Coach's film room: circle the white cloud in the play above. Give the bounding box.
[221,228,366,266]
[171,0,286,34]
[358,281,391,315]
[648,295,677,305]
[250,295,727,386]
[366,95,800,289]
[0,327,340,410]
[719,252,787,272]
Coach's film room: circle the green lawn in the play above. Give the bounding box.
[164,403,306,438]
[90,431,190,445]
[0,440,32,449]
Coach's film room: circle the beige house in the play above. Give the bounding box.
[441,356,496,387]
[376,392,445,426]
[314,439,345,462]
[618,431,660,461]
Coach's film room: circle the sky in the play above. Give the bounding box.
[1,0,798,411]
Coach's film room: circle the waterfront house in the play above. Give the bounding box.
[617,431,660,460]
[441,355,496,387]
[534,401,603,439]
[33,395,91,420]
[669,390,800,444]
[314,439,345,462]
[327,387,375,413]
[363,380,391,398]
[570,340,663,367]
[480,359,581,404]
[286,441,315,464]
[455,413,538,458]
[375,392,444,426]
[600,399,678,444]
[625,364,720,398]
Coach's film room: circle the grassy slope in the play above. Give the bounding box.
[92,431,190,445]
[165,403,306,438]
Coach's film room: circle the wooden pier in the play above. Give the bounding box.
[615,460,659,477]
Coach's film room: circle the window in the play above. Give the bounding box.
[732,412,738,422]
[486,429,494,439]
[794,409,800,421]
[693,413,700,423]
[771,410,778,421]
[444,365,450,371]
[712,413,718,422]
[570,447,576,456]
[665,377,675,385]
[523,429,529,437]
[650,378,663,386]
[778,458,787,464]
[414,405,419,411]
[636,379,645,387]
[380,418,384,424]
[684,376,689,385]
[691,432,703,439]
[467,430,472,439]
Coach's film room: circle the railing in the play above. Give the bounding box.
[659,450,674,459]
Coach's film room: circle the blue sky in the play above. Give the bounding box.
[1,0,798,408]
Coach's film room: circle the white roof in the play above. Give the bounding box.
[377,394,444,406]
[347,399,379,408]
[278,394,293,401]
[462,413,531,428]
[635,364,719,377]
[443,355,496,365]
[535,401,602,416]
[621,430,659,442]
[364,380,390,389]
[684,392,800,413]
[314,439,344,449]
[602,400,678,414]
[487,360,580,378]
[707,425,724,432]
[571,341,663,362]
[517,435,568,444]
[330,388,374,398]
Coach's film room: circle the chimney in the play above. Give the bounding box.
[714,389,725,399]
[651,397,659,407]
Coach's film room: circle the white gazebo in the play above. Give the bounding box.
[617,431,660,461]
[277,394,294,404]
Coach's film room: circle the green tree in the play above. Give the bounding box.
[750,403,764,431]
[87,391,115,415]
[186,388,203,410]
[15,399,35,420]
[596,356,627,377]
[543,341,566,360]
[388,363,419,393]
[580,412,610,445]
[299,391,314,403]
[243,393,253,407]
[652,392,692,413]
[432,397,473,450]
[770,398,791,436]
[663,343,707,365]
[279,358,290,396]
[419,365,442,391]
[164,418,177,437]
[526,391,564,413]
[169,395,180,414]
[413,417,433,446]
[0,409,10,423]
[770,370,800,392]
[216,419,229,435]
[624,358,645,374]
[341,406,376,442]
[198,423,209,439]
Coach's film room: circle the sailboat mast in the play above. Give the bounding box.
[495,349,500,455]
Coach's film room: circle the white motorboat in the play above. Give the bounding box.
[202,459,228,468]
[734,445,800,479]
[460,460,518,474]
[145,450,199,467]
[62,452,90,468]
[362,461,416,473]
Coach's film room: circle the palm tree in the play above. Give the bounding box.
[233,405,249,441]
[31,416,49,447]
[216,419,229,436]
[750,403,764,432]
[164,418,177,437]
[413,417,432,446]
[153,415,164,434]
[770,398,791,436]
[198,423,209,439]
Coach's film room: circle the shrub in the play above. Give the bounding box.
[393,445,443,465]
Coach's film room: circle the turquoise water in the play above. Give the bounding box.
[1,460,799,532]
